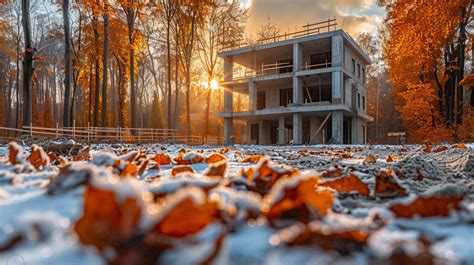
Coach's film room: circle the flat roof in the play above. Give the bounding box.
[218,29,371,65]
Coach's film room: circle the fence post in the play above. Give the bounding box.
[138,128,141,142]
[30,122,32,136]
[73,120,76,140]
[56,123,59,138]
[87,122,90,144]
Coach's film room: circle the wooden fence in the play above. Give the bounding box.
[0,124,225,146]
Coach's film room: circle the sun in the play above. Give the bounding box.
[210,79,219,90]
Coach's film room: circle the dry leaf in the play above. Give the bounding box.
[28,145,49,169]
[153,153,171,165]
[171,165,195,176]
[173,152,204,165]
[262,174,333,226]
[320,174,370,196]
[151,188,219,237]
[8,142,23,165]
[273,222,369,255]
[204,161,227,178]
[241,154,265,163]
[375,169,407,198]
[205,153,227,164]
[74,185,142,250]
[364,154,376,164]
[389,196,462,218]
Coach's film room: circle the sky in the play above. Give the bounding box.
[242,0,385,39]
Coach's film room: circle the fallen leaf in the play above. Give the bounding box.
[28,145,49,169]
[241,154,265,163]
[153,153,172,165]
[171,165,195,176]
[8,142,24,165]
[320,174,370,196]
[262,174,333,226]
[272,222,369,255]
[205,153,227,164]
[364,154,376,164]
[173,152,204,165]
[375,169,407,198]
[389,196,462,218]
[204,161,227,178]
[151,187,219,237]
[74,185,142,251]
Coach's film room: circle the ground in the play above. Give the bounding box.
[0,141,473,265]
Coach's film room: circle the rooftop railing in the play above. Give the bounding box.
[220,18,338,53]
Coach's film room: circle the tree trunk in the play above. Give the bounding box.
[62,0,72,127]
[21,0,33,128]
[167,17,172,129]
[93,16,100,127]
[101,5,109,127]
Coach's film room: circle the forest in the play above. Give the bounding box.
[0,0,472,143]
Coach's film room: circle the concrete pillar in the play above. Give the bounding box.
[293,43,303,71]
[224,57,233,81]
[331,35,343,67]
[258,121,271,145]
[332,71,343,104]
[249,81,257,111]
[224,118,233,145]
[293,77,303,105]
[351,117,358,144]
[310,116,323,144]
[278,116,286,145]
[331,111,343,144]
[246,121,252,144]
[224,90,233,145]
[293,113,303,145]
[293,43,303,105]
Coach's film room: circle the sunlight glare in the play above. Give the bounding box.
[210,79,219,90]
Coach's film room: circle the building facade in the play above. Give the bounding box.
[218,29,373,145]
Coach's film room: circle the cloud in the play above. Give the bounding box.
[244,0,385,39]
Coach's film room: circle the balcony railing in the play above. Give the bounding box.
[231,60,332,81]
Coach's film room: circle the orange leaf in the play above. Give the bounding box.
[8,142,23,165]
[273,222,369,255]
[74,185,142,250]
[151,188,219,237]
[28,145,49,169]
[205,153,227,164]
[375,169,407,198]
[153,153,172,165]
[173,152,204,165]
[204,161,227,178]
[389,196,462,218]
[241,154,265,163]
[263,174,333,226]
[171,165,195,176]
[364,154,376,164]
[320,174,370,196]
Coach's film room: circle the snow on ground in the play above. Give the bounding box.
[0,142,473,265]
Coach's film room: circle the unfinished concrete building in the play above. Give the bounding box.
[219,20,373,145]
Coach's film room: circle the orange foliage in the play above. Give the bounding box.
[389,196,462,218]
[320,174,370,196]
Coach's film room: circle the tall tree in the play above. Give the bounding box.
[21,0,33,127]
[101,0,109,127]
[62,0,72,127]
[117,0,144,129]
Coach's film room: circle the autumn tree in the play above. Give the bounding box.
[380,0,473,142]
[116,0,146,129]
[197,0,247,136]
